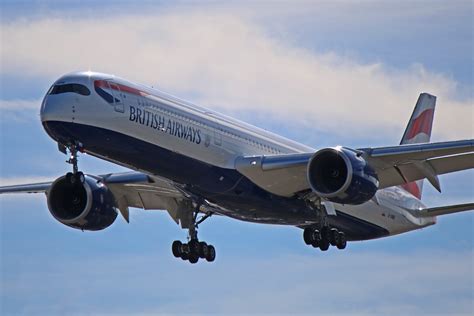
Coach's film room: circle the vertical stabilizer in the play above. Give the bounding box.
[399,93,436,199]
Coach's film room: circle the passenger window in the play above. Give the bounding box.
[50,84,90,96]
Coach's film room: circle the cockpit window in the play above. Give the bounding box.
[49,84,90,96]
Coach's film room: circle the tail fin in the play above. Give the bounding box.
[399,93,437,199]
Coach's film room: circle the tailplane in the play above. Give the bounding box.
[411,203,474,218]
[399,93,437,199]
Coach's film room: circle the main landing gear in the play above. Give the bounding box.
[303,226,347,251]
[171,211,216,264]
[65,143,85,185]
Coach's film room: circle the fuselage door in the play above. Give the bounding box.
[214,128,222,146]
[107,81,125,113]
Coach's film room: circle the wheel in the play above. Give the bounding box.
[320,226,330,242]
[319,239,330,251]
[172,240,182,257]
[189,253,199,264]
[337,232,347,250]
[330,228,340,246]
[206,245,216,262]
[180,243,190,260]
[311,230,321,248]
[303,228,314,245]
[199,241,209,258]
[189,239,200,256]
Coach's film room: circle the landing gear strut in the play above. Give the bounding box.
[171,210,216,264]
[65,143,85,185]
[303,226,347,251]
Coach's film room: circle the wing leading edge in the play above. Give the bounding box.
[0,172,198,227]
[235,139,474,197]
[0,182,52,194]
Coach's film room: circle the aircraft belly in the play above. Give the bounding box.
[42,120,389,240]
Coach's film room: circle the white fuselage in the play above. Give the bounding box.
[40,71,436,240]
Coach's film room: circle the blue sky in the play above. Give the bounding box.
[1,1,473,315]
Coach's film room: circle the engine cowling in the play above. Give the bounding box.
[307,147,379,205]
[47,174,118,231]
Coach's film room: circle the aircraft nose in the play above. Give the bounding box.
[40,92,64,123]
[40,91,76,123]
[40,82,90,122]
[40,93,49,121]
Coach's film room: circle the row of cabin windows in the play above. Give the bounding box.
[138,97,282,154]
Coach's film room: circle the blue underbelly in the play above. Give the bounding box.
[42,120,389,240]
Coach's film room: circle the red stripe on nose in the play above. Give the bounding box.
[94,80,148,97]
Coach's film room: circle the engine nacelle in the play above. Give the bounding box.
[47,174,118,231]
[307,147,379,205]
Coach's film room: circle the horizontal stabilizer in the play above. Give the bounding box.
[415,203,474,218]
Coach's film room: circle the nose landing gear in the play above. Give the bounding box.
[65,143,85,185]
[171,210,216,264]
[303,226,347,251]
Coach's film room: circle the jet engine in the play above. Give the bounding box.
[307,147,379,205]
[47,174,118,230]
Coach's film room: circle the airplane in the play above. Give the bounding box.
[1,71,473,264]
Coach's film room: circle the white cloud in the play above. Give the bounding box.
[0,99,42,122]
[0,99,40,110]
[0,10,472,142]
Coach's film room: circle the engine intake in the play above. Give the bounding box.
[307,147,379,205]
[47,174,118,230]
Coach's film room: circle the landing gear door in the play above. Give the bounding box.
[107,81,125,113]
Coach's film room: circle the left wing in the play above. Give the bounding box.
[0,172,199,227]
[0,182,51,194]
[235,139,474,197]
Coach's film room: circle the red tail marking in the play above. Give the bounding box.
[401,182,421,199]
[405,108,434,140]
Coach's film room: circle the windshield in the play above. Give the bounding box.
[49,83,90,96]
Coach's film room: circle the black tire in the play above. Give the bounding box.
[66,172,73,184]
[172,240,182,257]
[311,230,321,248]
[303,228,313,245]
[189,239,200,256]
[337,232,347,250]
[189,254,199,264]
[180,243,190,260]
[319,239,330,251]
[330,228,340,246]
[206,245,216,262]
[320,226,330,242]
[199,241,209,258]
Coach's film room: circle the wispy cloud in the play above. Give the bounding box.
[1,11,472,141]
[0,99,42,122]
[0,99,40,110]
